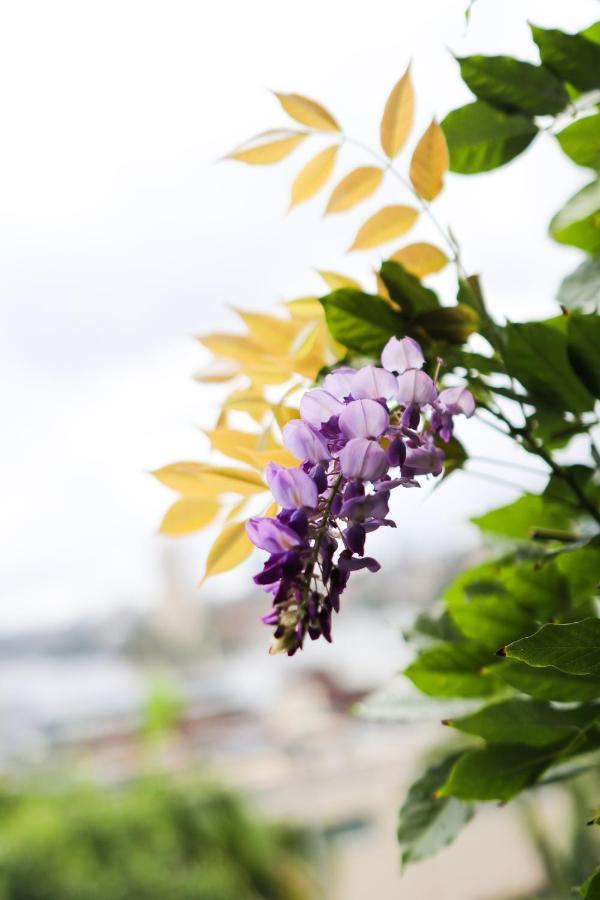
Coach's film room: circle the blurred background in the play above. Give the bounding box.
[2,1,599,897]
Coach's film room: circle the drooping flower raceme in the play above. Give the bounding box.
[246,336,475,655]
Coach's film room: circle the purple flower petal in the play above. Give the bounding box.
[339,398,389,439]
[352,365,398,401]
[437,386,476,417]
[339,437,389,481]
[265,463,319,509]
[396,369,438,406]
[323,367,357,400]
[404,444,445,476]
[283,419,331,463]
[300,389,343,428]
[246,516,302,553]
[381,336,425,373]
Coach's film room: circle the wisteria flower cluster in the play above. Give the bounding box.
[246,336,475,655]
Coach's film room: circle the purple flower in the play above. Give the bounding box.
[265,463,319,509]
[323,367,356,400]
[339,398,389,439]
[381,336,425,373]
[352,365,399,401]
[283,419,331,463]
[437,386,476,418]
[396,369,438,406]
[339,438,388,481]
[404,444,444,477]
[300,389,343,428]
[246,517,302,553]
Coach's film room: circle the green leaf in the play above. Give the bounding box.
[579,867,600,899]
[557,544,600,619]
[550,179,600,255]
[446,697,598,746]
[504,320,594,413]
[440,742,564,802]
[528,404,587,451]
[472,493,572,540]
[404,642,501,698]
[531,24,600,93]
[582,21,600,45]
[397,755,474,866]
[379,260,440,318]
[415,304,480,344]
[441,101,537,174]
[320,289,406,356]
[498,659,600,702]
[557,113,600,171]
[445,559,569,650]
[567,312,600,397]
[456,55,569,116]
[504,619,600,676]
[439,434,467,479]
[558,257,600,313]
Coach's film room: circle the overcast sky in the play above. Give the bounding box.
[1,0,597,633]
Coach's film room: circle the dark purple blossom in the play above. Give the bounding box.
[246,336,475,655]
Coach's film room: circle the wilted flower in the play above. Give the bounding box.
[247,336,474,655]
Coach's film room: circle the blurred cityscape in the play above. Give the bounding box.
[0,544,567,899]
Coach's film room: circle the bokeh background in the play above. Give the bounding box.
[2,1,599,897]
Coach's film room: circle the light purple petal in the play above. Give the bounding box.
[339,438,389,481]
[323,367,356,400]
[283,419,331,463]
[404,445,444,476]
[396,369,438,406]
[381,336,425,373]
[438,386,476,417]
[246,517,301,554]
[352,365,399,401]
[300,389,343,428]
[338,398,389,439]
[265,463,319,509]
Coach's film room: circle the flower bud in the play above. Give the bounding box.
[387,436,407,467]
[246,517,302,553]
[381,336,425,373]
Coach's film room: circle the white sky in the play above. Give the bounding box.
[1,0,597,633]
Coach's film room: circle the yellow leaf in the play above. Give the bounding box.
[225,497,249,522]
[237,446,298,470]
[391,242,449,277]
[317,270,362,291]
[203,519,253,580]
[159,498,220,536]
[290,144,339,208]
[194,359,240,383]
[232,309,300,348]
[285,296,322,319]
[375,271,391,301]
[349,205,418,250]
[274,92,340,132]
[206,428,261,463]
[263,500,278,517]
[227,129,307,165]
[380,65,415,158]
[409,119,448,201]
[199,333,264,365]
[325,167,383,214]
[225,389,271,422]
[153,462,265,497]
[273,406,300,429]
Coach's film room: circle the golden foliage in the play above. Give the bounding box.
[227,129,307,165]
[380,65,415,158]
[274,92,340,132]
[391,242,449,276]
[350,205,418,250]
[290,145,339,208]
[203,519,254,580]
[409,119,449,200]
[159,498,220,536]
[325,166,384,213]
